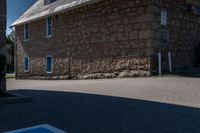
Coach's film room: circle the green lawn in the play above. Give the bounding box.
[6,75,15,79]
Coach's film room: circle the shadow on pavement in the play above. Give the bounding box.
[0,89,200,133]
[165,67,200,78]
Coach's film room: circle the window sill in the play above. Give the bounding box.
[24,70,29,73]
[46,35,52,38]
[24,39,29,42]
[46,72,53,74]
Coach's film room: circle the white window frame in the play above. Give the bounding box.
[24,56,29,72]
[46,55,53,74]
[46,16,52,38]
[24,23,29,41]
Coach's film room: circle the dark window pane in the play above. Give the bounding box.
[48,26,52,36]
[24,57,29,71]
[24,24,29,40]
[25,24,28,30]
[48,17,52,25]
[47,57,52,72]
[26,31,29,39]
[47,17,52,36]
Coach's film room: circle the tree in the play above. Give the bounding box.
[7,31,15,43]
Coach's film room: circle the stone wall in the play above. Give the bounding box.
[151,0,200,70]
[16,0,200,79]
[16,0,157,79]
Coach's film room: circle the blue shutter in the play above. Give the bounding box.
[24,57,29,71]
[24,58,26,70]
[48,25,52,36]
[47,56,52,72]
[47,17,52,36]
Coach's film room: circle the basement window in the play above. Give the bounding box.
[46,55,53,73]
[24,56,29,72]
[24,23,29,41]
[46,16,52,38]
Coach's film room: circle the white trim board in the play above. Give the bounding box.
[4,124,67,133]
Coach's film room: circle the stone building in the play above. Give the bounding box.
[12,0,200,79]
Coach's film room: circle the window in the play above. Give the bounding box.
[24,56,29,72]
[161,11,167,26]
[46,16,52,37]
[24,23,29,40]
[46,55,53,73]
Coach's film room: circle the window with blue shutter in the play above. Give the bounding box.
[24,57,29,72]
[24,23,29,40]
[47,56,53,73]
[46,16,52,37]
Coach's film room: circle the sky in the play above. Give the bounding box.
[7,0,37,35]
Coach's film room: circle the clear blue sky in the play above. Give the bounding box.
[7,0,37,35]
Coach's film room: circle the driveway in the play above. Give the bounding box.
[7,77,200,108]
[0,77,200,133]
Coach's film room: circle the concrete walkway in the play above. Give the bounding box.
[7,77,200,108]
[0,77,199,133]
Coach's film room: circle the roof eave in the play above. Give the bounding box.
[11,0,101,27]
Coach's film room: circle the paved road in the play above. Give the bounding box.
[0,77,200,133]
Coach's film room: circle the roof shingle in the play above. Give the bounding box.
[12,0,100,27]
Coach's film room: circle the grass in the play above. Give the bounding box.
[6,75,15,79]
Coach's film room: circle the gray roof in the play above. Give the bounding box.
[12,0,100,27]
